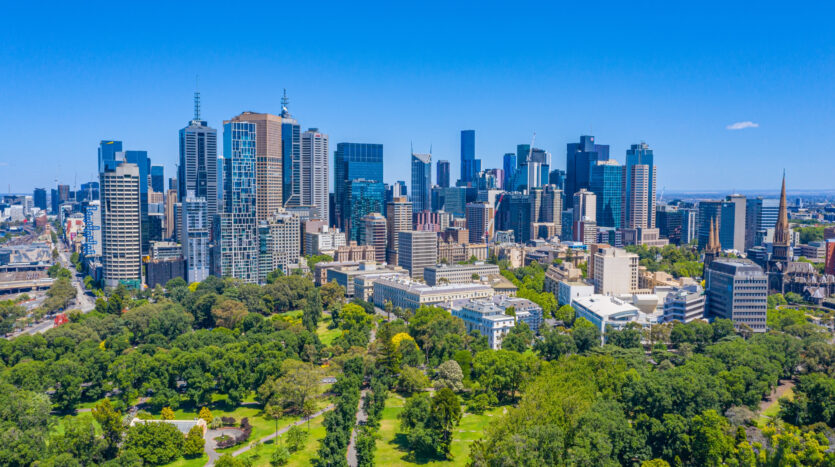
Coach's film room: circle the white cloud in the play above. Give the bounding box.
[726,121,759,130]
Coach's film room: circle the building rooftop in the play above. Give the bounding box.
[375,276,493,294]
[574,295,640,318]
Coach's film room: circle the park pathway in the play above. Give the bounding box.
[346,310,384,466]
[203,404,335,466]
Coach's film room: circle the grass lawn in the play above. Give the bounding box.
[317,314,341,346]
[374,394,506,465]
[163,454,208,467]
[234,412,328,467]
[757,387,794,428]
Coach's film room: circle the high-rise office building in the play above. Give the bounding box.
[398,230,438,280]
[228,112,282,222]
[82,200,102,258]
[150,165,165,193]
[280,91,302,207]
[164,189,178,240]
[698,201,723,250]
[624,142,656,228]
[502,153,516,190]
[257,209,300,282]
[411,153,432,213]
[721,195,747,252]
[101,162,141,288]
[334,143,384,230]
[386,196,412,265]
[573,189,597,241]
[593,247,639,295]
[218,121,259,282]
[590,160,623,228]
[346,179,385,243]
[386,180,407,202]
[33,188,47,211]
[300,128,329,223]
[178,95,218,238]
[460,130,480,185]
[98,140,123,174]
[436,160,451,188]
[745,198,780,250]
[182,191,210,284]
[466,202,494,244]
[549,169,566,191]
[431,186,467,217]
[121,150,151,255]
[361,212,387,262]
[78,182,100,202]
[566,135,609,199]
[626,163,657,229]
[706,259,767,332]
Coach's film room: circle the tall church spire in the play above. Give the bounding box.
[774,171,789,247]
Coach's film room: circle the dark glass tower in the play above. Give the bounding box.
[98,140,123,174]
[123,150,151,255]
[150,165,165,193]
[334,143,384,231]
[411,153,431,213]
[436,160,450,188]
[460,130,480,185]
[280,91,301,207]
[590,161,624,228]
[503,153,516,190]
[179,92,218,235]
[566,135,609,199]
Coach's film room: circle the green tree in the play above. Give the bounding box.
[501,321,534,353]
[534,327,576,361]
[92,399,125,459]
[433,360,464,391]
[286,425,308,452]
[572,318,601,352]
[211,299,248,329]
[183,425,205,457]
[259,359,322,415]
[397,366,429,394]
[123,421,185,465]
[270,442,291,466]
[428,388,462,458]
[302,289,323,332]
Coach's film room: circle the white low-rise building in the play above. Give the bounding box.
[573,294,656,334]
[372,276,494,310]
[663,284,706,323]
[450,300,516,350]
[557,280,595,307]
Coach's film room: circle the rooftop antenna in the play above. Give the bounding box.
[193,75,201,121]
[281,89,289,117]
[410,141,414,155]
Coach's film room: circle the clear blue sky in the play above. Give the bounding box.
[2,1,834,193]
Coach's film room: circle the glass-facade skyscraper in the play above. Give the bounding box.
[566,135,609,199]
[98,140,123,174]
[460,130,480,186]
[179,100,219,235]
[590,160,624,228]
[346,179,385,243]
[150,165,165,193]
[625,142,656,229]
[280,97,301,207]
[411,153,431,213]
[334,143,383,230]
[123,150,151,255]
[218,121,258,282]
[436,160,450,188]
[503,153,516,190]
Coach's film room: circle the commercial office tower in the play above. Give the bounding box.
[178,94,218,234]
[345,179,385,243]
[411,153,432,213]
[566,135,610,199]
[460,130,480,186]
[502,153,516,190]
[745,197,780,250]
[436,160,451,188]
[98,140,123,174]
[624,143,657,229]
[101,162,141,288]
[280,91,301,207]
[258,209,301,283]
[217,121,259,282]
[361,212,387,263]
[590,160,623,228]
[334,143,384,230]
[386,196,412,265]
[182,191,210,284]
[398,230,439,280]
[300,129,329,223]
[227,111,283,222]
[122,150,151,255]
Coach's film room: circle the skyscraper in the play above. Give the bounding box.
[82,200,101,258]
[101,162,141,288]
[178,94,218,236]
[503,153,516,190]
[346,179,385,243]
[361,212,387,262]
[745,197,780,250]
[98,140,123,174]
[122,150,151,255]
[228,111,282,222]
[182,191,210,284]
[386,196,412,265]
[33,188,47,211]
[257,209,300,282]
[460,130,480,185]
[566,136,609,199]
[573,189,597,242]
[301,129,329,223]
[590,160,623,228]
[466,202,494,244]
[706,259,767,332]
[280,91,301,207]
[398,230,438,280]
[626,163,657,229]
[218,120,258,282]
[625,143,657,229]
[721,194,746,252]
[411,153,431,213]
[436,160,451,188]
[386,180,407,202]
[150,165,165,193]
[334,143,384,230]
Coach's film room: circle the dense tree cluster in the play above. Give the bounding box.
[626,243,702,278]
[315,356,363,466]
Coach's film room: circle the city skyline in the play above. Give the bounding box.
[2,3,835,192]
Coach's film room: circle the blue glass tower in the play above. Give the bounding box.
[98,140,123,174]
[436,160,450,188]
[123,150,151,255]
[411,153,432,213]
[280,91,301,206]
[334,143,384,230]
[346,179,385,243]
[590,161,624,228]
[503,153,516,190]
[460,130,480,185]
[219,121,258,282]
[566,135,609,199]
[150,165,164,193]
